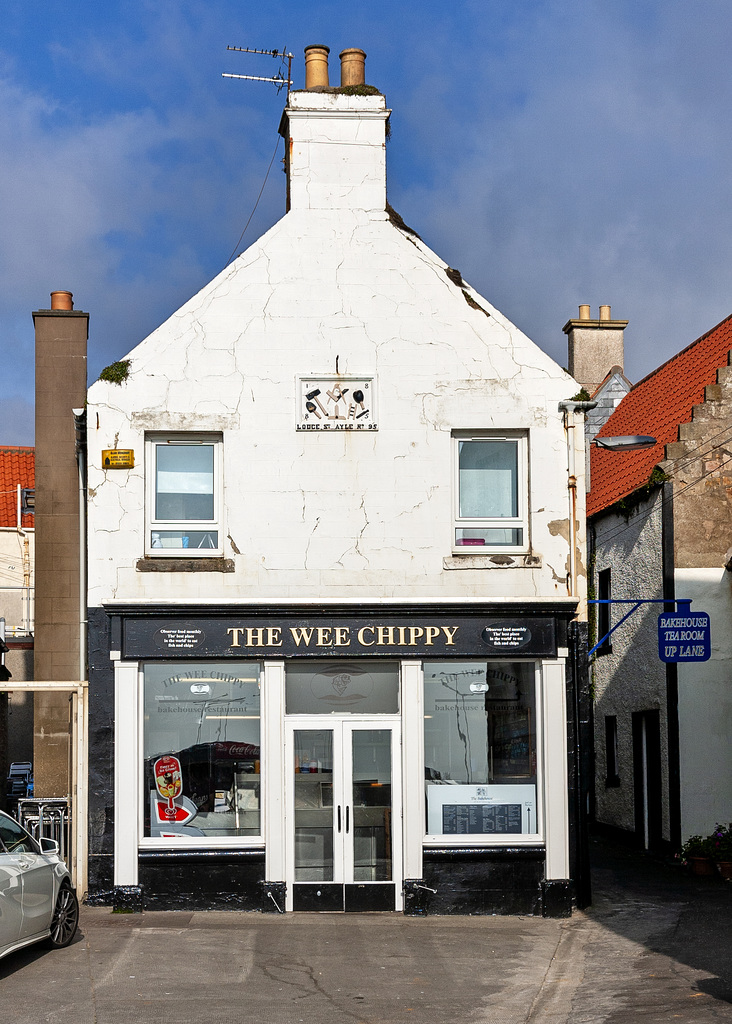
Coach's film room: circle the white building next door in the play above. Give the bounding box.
[285,718,402,911]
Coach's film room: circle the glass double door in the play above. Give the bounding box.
[285,718,401,911]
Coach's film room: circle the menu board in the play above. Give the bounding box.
[427,783,536,836]
[442,802,522,835]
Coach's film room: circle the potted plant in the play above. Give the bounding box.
[709,823,732,879]
[680,834,716,875]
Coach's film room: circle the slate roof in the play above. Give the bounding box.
[0,447,34,529]
[588,313,732,517]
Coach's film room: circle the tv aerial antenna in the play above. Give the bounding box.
[222,45,294,96]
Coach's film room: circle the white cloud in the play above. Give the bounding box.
[388,1,732,379]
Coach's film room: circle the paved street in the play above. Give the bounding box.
[2,837,731,1023]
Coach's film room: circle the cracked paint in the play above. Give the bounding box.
[548,519,570,544]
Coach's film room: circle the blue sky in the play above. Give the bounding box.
[3,1,732,443]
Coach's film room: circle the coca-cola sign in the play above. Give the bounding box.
[212,741,260,760]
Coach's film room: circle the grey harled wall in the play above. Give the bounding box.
[591,489,670,842]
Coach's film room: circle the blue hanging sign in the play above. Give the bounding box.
[658,609,711,663]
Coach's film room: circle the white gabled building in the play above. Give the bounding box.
[85,45,590,915]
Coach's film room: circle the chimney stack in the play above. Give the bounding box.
[32,290,88,797]
[563,304,628,395]
[304,44,330,89]
[282,45,388,215]
[339,48,366,87]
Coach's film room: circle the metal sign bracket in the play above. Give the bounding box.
[588,598,693,657]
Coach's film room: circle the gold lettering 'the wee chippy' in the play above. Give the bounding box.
[227,623,460,649]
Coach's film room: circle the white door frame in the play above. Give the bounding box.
[0,680,88,894]
[284,715,402,911]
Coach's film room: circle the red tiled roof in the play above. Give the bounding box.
[0,447,34,529]
[588,313,732,517]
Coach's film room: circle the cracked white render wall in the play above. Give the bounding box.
[87,169,581,610]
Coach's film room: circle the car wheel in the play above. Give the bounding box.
[47,882,79,949]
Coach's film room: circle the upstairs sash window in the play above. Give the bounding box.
[147,436,222,555]
[454,434,528,551]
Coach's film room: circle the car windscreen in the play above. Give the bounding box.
[0,816,40,854]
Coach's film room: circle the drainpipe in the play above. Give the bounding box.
[73,409,87,683]
[16,485,31,634]
[559,401,596,598]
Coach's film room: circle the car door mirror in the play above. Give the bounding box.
[40,837,59,855]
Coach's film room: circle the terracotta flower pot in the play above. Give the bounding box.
[688,856,716,876]
[716,860,732,880]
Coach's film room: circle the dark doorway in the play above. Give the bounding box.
[632,710,662,850]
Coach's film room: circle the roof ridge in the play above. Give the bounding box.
[627,311,732,393]
[589,311,732,517]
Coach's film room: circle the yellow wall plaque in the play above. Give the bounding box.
[102,449,135,469]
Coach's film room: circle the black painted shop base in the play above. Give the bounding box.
[85,847,573,917]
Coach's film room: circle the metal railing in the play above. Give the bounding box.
[18,798,70,863]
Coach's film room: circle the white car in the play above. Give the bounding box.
[0,809,78,961]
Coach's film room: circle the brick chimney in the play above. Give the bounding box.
[563,304,628,395]
[280,44,389,213]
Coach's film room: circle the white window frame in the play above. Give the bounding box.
[131,660,278,854]
[145,434,223,557]
[452,431,529,554]
[421,660,545,848]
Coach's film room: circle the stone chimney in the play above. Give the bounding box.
[563,304,628,395]
[32,291,88,797]
[280,44,389,214]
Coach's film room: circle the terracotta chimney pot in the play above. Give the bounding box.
[50,291,73,311]
[578,304,591,321]
[339,48,366,87]
[599,304,611,321]
[304,45,330,89]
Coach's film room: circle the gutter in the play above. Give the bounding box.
[15,484,32,633]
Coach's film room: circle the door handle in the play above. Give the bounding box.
[345,806,350,833]
[337,805,342,833]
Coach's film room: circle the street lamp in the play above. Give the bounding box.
[592,435,657,451]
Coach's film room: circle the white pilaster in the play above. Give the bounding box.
[542,660,570,879]
[401,661,424,880]
[114,661,140,886]
[263,661,286,881]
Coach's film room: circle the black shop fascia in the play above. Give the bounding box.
[115,603,566,660]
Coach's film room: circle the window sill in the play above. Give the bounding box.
[423,840,544,852]
[139,843,264,855]
[443,553,541,570]
[136,556,235,573]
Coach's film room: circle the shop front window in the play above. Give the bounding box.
[285,661,399,715]
[143,662,261,839]
[423,661,538,838]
